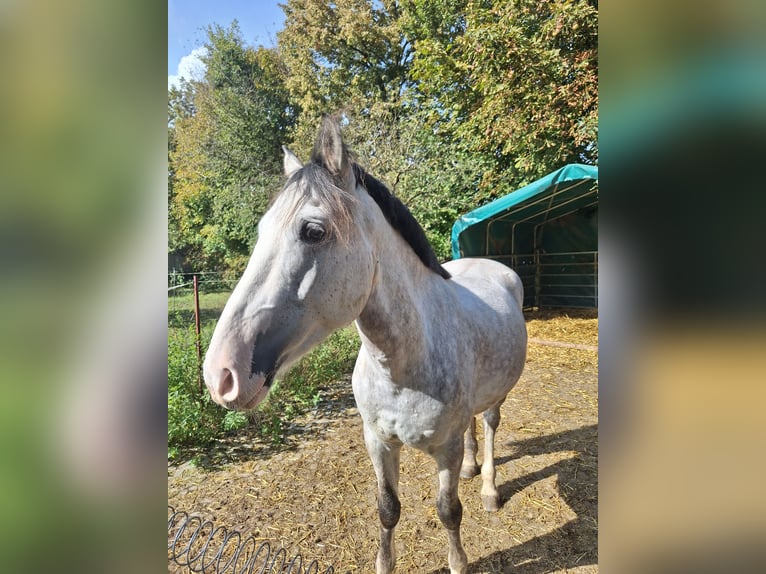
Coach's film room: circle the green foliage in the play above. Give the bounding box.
[168,290,361,452]
[222,410,249,432]
[168,22,296,272]
[409,0,598,188]
[278,0,410,153]
[200,24,297,177]
[167,325,221,447]
[250,327,360,444]
[340,102,489,260]
[168,4,597,272]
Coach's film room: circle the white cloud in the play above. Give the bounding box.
[168,47,208,90]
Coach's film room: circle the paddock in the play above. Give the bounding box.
[168,310,598,573]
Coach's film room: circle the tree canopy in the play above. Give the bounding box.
[169,2,597,271]
[169,22,296,273]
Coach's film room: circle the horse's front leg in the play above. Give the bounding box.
[363,424,401,574]
[434,435,469,574]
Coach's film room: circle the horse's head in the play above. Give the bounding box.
[203,118,375,410]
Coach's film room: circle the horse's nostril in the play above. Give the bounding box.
[218,368,237,400]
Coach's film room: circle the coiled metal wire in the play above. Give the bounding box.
[168,506,335,574]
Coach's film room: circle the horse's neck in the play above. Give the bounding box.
[354,204,442,377]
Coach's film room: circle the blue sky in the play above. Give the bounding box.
[168,0,286,87]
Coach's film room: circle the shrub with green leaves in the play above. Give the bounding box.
[168,308,361,454]
[168,325,222,448]
[250,327,360,443]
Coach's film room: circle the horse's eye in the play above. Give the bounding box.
[300,221,327,244]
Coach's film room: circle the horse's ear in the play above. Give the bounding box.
[311,115,350,180]
[283,146,303,177]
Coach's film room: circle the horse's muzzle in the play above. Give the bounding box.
[203,361,271,411]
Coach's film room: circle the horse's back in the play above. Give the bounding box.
[444,257,524,309]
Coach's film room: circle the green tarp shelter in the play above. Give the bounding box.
[451,164,598,309]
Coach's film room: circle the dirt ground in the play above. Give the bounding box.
[168,311,598,573]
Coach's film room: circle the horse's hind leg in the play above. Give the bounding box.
[481,403,502,511]
[363,424,401,574]
[460,416,480,479]
[434,435,469,574]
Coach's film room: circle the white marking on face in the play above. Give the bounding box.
[297,259,318,300]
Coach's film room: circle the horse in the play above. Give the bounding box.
[202,117,527,574]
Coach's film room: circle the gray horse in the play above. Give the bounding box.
[203,117,527,574]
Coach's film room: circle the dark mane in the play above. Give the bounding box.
[353,164,451,280]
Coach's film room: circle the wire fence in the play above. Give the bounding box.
[168,272,238,392]
[169,271,238,296]
[168,506,335,574]
[168,272,237,332]
[168,278,338,573]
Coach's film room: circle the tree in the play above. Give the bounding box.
[169,22,297,273]
[201,24,297,178]
[277,0,489,260]
[409,0,598,191]
[340,101,489,259]
[278,0,413,154]
[169,4,598,273]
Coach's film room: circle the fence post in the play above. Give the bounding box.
[193,275,203,393]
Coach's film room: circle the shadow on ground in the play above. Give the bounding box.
[428,424,598,574]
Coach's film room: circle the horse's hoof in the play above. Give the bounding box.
[460,465,480,479]
[481,493,500,512]
[448,546,468,574]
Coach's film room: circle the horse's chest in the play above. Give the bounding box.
[356,385,465,450]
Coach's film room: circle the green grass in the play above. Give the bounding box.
[168,290,232,329]
[168,290,360,456]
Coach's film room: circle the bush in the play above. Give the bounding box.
[167,325,222,448]
[249,327,360,443]
[276,327,359,405]
[168,321,361,453]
